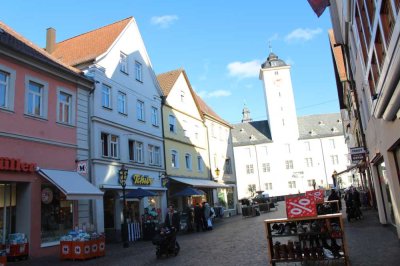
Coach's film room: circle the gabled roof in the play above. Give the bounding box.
[156,68,183,96]
[194,93,231,127]
[0,21,82,75]
[51,17,132,66]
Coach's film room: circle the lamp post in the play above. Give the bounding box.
[215,167,220,179]
[332,170,338,188]
[118,164,129,248]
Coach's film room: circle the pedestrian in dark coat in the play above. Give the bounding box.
[164,205,180,231]
[328,189,340,212]
[194,203,204,232]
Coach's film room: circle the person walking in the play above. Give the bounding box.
[194,203,204,232]
[327,189,340,212]
[203,202,212,230]
[185,205,194,232]
[164,205,180,231]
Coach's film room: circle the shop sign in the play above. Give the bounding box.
[305,189,325,204]
[350,147,366,164]
[286,195,317,219]
[132,174,153,185]
[0,157,36,173]
[76,160,87,174]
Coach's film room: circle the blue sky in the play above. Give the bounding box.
[2,0,337,124]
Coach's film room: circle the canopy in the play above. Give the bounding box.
[38,168,103,200]
[171,187,205,197]
[125,188,157,199]
[169,176,230,188]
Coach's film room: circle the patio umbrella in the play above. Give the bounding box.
[171,187,205,197]
[125,188,157,199]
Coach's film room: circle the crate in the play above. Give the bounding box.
[0,255,6,266]
[6,243,29,261]
[98,237,106,257]
[60,241,72,260]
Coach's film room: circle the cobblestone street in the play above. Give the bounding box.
[12,202,400,266]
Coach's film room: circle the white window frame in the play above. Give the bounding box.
[25,76,48,118]
[330,139,336,149]
[101,132,119,158]
[56,87,76,125]
[135,141,144,163]
[154,146,161,166]
[246,164,254,174]
[136,100,145,121]
[120,52,128,74]
[194,125,199,139]
[0,64,16,111]
[135,61,142,82]
[331,155,339,165]
[305,158,313,167]
[197,156,203,172]
[117,91,127,114]
[171,150,179,168]
[148,145,161,166]
[169,115,176,133]
[304,141,311,151]
[185,153,192,170]
[285,160,294,169]
[183,120,189,137]
[262,163,270,172]
[101,83,112,109]
[288,181,296,189]
[265,183,273,190]
[180,90,185,102]
[151,106,159,126]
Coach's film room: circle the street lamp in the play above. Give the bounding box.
[118,164,129,248]
[215,167,220,178]
[332,170,338,188]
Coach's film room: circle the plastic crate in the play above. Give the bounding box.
[60,241,72,260]
[98,237,106,257]
[6,243,29,260]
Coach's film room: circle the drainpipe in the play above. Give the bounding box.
[160,96,169,213]
[254,145,262,192]
[319,139,329,187]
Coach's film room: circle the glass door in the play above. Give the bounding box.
[0,183,16,245]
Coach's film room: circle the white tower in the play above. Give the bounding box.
[259,53,299,142]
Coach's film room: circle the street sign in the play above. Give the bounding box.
[350,147,365,154]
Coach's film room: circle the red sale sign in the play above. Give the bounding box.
[306,189,325,204]
[286,195,317,219]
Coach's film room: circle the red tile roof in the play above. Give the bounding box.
[51,17,132,66]
[328,29,347,82]
[156,68,183,96]
[0,21,82,75]
[194,93,231,127]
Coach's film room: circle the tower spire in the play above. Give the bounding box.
[269,41,272,53]
[241,103,252,123]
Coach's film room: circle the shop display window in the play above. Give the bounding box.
[217,187,235,209]
[41,185,73,243]
[0,183,16,243]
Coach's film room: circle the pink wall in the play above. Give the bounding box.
[0,58,77,145]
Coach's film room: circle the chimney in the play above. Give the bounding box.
[46,27,56,53]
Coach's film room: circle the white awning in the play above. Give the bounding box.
[169,176,230,188]
[38,168,103,200]
[100,184,167,191]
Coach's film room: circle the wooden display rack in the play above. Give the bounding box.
[264,213,349,266]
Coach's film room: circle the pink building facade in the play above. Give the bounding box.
[0,23,101,257]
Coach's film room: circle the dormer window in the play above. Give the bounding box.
[318,121,325,126]
[331,127,339,133]
[120,52,128,74]
[309,130,317,136]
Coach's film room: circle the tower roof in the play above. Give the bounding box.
[261,52,287,69]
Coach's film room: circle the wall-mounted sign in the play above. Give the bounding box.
[350,146,366,164]
[132,174,153,185]
[77,161,87,174]
[41,187,53,204]
[0,157,37,173]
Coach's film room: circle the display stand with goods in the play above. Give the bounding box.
[4,233,29,261]
[60,230,105,261]
[264,195,349,266]
[0,250,6,266]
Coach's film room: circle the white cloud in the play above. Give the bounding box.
[268,33,279,42]
[285,28,322,42]
[151,15,178,28]
[197,90,231,99]
[227,60,261,79]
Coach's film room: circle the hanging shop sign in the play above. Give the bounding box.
[132,174,153,185]
[41,187,54,204]
[0,157,37,173]
[286,195,317,219]
[350,147,366,164]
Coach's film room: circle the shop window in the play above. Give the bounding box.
[103,191,116,229]
[380,0,395,46]
[0,183,17,242]
[41,185,73,243]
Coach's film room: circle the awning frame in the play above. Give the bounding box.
[169,176,230,188]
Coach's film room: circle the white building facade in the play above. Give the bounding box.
[50,17,167,235]
[232,53,352,199]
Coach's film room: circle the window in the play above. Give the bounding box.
[101,133,119,158]
[330,139,336,149]
[244,148,251,158]
[0,70,9,108]
[330,155,339,165]
[171,150,178,168]
[288,181,296,189]
[57,90,72,124]
[194,125,199,139]
[183,120,189,137]
[262,146,268,156]
[120,52,128,74]
[197,156,203,172]
[117,91,127,114]
[211,123,216,138]
[307,179,316,187]
[169,115,176,133]
[148,145,161,165]
[128,140,144,163]
[265,183,273,190]
[305,158,313,167]
[180,90,185,102]
[262,163,271,172]
[135,61,142,82]
[285,144,291,153]
[102,84,111,109]
[285,160,294,169]
[185,153,192,170]
[28,81,43,116]
[304,141,311,151]
[136,100,144,121]
[151,107,159,126]
[246,164,254,174]
[224,158,232,174]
